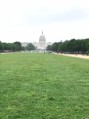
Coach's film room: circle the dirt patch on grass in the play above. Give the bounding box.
[59,54,89,59]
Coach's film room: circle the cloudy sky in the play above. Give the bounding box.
[0,0,89,43]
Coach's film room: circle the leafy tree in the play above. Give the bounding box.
[0,41,3,52]
[26,43,36,51]
[60,41,68,52]
[14,42,22,51]
[46,45,52,51]
[51,42,59,52]
[85,39,89,52]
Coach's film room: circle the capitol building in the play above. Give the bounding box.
[22,31,52,50]
[33,31,52,50]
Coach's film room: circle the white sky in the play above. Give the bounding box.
[0,0,89,43]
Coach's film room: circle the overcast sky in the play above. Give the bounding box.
[0,0,89,43]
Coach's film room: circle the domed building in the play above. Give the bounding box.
[32,31,47,50]
[38,31,47,50]
[21,31,52,50]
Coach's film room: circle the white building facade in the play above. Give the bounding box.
[33,31,47,50]
[21,31,52,50]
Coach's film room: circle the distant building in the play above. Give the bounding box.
[21,31,52,50]
[33,31,53,50]
[33,31,47,50]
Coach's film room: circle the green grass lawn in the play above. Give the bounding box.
[0,53,89,119]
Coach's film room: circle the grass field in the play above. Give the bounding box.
[0,53,89,119]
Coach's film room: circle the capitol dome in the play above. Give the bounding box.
[38,31,46,50]
[39,31,46,42]
[32,30,52,50]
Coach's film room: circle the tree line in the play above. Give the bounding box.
[47,38,89,54]
[0,41,22,52]
[22,43,36,51]
[0,41,36,52]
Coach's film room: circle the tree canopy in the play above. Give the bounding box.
[46,38,89,54]
[26,43,36,51]
[0,41,22,52]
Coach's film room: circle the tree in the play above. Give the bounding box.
[0,41,3,52]
[51,42,59,52]
[61,41,68,52]
[46,45,52,51]
[14,41,22,51]
[26,43,36,51]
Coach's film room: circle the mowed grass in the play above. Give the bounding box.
[0,53,89,119]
